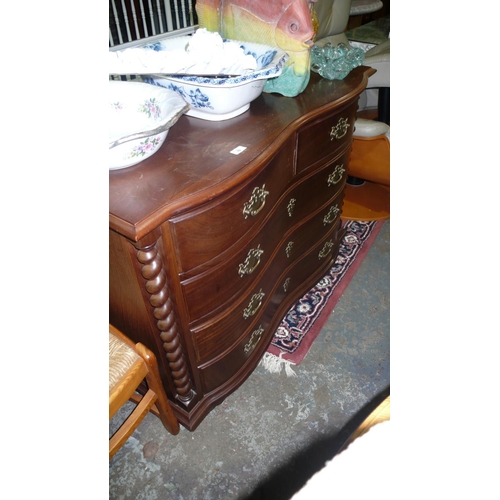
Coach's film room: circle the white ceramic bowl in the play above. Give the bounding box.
[109,80,189,169]
[139,36,288,121]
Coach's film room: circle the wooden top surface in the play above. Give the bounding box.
[109,67,375,241]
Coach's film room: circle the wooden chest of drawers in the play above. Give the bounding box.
[109,67,375,430]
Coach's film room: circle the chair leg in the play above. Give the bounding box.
[109,390,157,458]
[136,343,180,436]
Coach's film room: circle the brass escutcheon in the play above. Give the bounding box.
[327,164,345,186]
[242,185,270,219]
[243,289,265,319]
[319,240,334,259]
[244,325,264,354]
[238,245,264,277]
[323,204,340,225]
[330,117,350,140]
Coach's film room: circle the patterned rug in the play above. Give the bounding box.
[260,220,384,376]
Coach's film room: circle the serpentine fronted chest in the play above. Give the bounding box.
[109,67,375,430]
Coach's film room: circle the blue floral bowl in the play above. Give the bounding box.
[137,36,288,121]
[109,80,189,169]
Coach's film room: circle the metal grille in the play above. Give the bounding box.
[109,0,198,47]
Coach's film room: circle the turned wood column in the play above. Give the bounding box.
[133,234,196,407]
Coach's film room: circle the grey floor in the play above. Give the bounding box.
[109,219,390,500]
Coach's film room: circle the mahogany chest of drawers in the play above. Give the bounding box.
[109,67,375,430]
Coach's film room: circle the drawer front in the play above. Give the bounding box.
[296,101,358,174]
[183,188,345,327]
[197,220,344,394]
[170,142,294,273]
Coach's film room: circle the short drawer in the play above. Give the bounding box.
[169,142,294,273]
[181,189,345,322]
[296,101,358,174]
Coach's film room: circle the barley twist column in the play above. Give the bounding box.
[135,240,195,406]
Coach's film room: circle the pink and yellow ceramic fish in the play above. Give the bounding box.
[196,0,317,96]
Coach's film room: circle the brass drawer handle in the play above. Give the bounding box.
[330,117,350,140]
[327,164,345,186]
[244,325,264,354]
[283,277,291,292]
[319,240,334,259]
[238,245,264,277]
[285,241,294,258]
[243,289,265,319]
[323,204,340,225]
[243,185,270,219]
[287,198,296,217]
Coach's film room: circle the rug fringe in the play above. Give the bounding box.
[259,352,297,377]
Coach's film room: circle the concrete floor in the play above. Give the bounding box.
[109,220,390,500]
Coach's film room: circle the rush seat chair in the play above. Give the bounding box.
[109,324,180,458]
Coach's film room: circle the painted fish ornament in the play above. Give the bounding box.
[196,0,317,96]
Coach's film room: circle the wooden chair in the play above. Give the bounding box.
[109,324,180,458]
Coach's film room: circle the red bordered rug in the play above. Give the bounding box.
[260,220,385,376]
